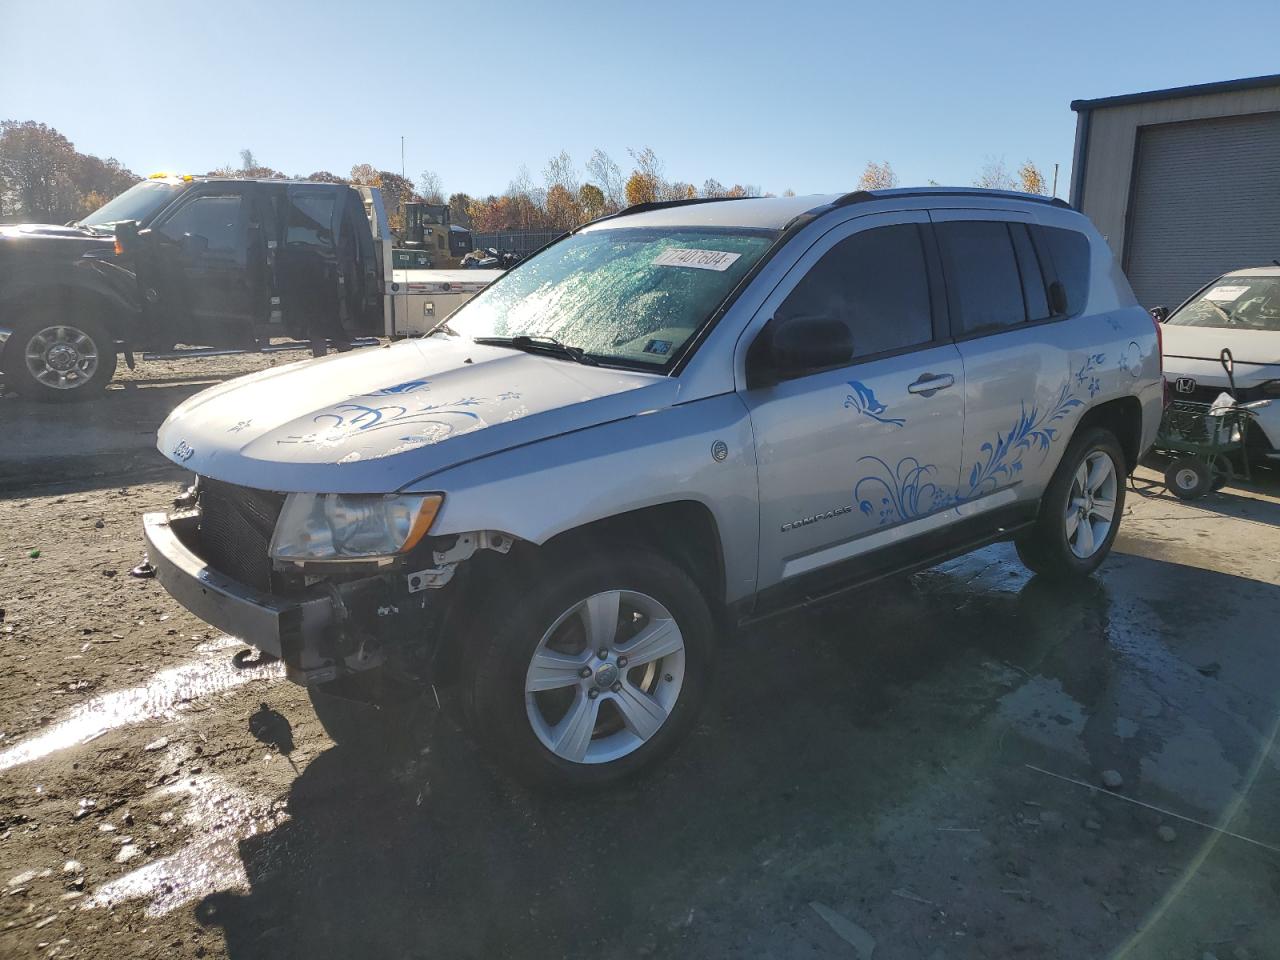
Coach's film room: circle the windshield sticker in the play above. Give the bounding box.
[643,339,672,356]
[652,248,742,272]
[1204,285,1249,302]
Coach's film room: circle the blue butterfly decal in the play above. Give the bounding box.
[843,380,906,427]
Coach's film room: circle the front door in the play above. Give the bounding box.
[146,183,259,346]
[741,212,966,596]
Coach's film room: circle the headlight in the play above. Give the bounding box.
[269,493,442,563]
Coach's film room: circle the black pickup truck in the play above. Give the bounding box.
[0,175,396,401]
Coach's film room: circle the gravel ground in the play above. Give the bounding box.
[1,358,1279,960]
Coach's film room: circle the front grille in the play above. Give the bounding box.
[1175,384,1267,405]
[197,478,285,591]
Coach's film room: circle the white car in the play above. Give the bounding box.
[1159,267,1280,461]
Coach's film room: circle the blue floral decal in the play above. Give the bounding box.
[844,380,905,427]
[963,354,1103,497]
[854,456,954,525]
[370,378,432,396]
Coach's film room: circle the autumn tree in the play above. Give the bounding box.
[543,150,579,195]
[702,178,727,199]
[624,170,658,206]
[448,192,473,227]
[578,183,606,220]
[349,163,380,186]
[304,170,347,183]
[973,157,1015,191]
[419,169,444,204]
[545,183,582,230]
[0,120,141,222]
[857,161,898,190]
[1017,159,1047,196]
[585,149,624,212]
[782,188,796,197]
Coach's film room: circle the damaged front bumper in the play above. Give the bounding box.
[143,510,390,684]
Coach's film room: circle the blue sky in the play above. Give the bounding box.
[5,0,1278,200]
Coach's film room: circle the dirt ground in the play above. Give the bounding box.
[2,357,1280,960]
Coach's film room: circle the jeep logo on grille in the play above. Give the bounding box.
[1174,377,1197,394]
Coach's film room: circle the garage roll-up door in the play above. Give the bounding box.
[1124,111,1280,309]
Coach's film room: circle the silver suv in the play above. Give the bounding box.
[143,188,1163,787]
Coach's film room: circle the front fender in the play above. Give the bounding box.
[405,392,761,605]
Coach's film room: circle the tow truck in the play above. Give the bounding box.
[0,174,502,401]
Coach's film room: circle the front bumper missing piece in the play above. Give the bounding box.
[143,510,378,685]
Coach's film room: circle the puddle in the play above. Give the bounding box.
[996,676,1090,762]
[81,772,288,916]
[0,642,283,773]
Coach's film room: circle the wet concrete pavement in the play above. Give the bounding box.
[2,466,1279,959]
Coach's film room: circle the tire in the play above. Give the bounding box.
[463,545,715,789]
[2,312,118,401]
[307,670,420,753]
[1164,457,1212,500]
[1016,427,1126,579]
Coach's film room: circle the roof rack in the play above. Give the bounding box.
[830,187,1071,209]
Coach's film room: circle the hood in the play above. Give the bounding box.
[0,223,114,259]
[1161,323,1280,366]
[157,337,677,493]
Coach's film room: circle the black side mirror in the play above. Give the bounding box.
[1048,280,1069,316]
[113,220,140,254]
[1150,305,1169,323]
[748,315,853,388]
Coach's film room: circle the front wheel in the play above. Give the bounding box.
[3,314,118,401]
[1016,427,1126,579]
[464,547,714,789]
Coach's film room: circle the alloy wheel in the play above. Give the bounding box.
[24,325,100,390]
[1064,450,1118,559]
[524,589,686,764]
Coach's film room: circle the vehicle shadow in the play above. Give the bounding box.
[194,547,1280,960]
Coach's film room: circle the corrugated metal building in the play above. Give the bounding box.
[1070,74,1280,310]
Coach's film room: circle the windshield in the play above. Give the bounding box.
[1167,275,1280,332]
[446,226,777,367]
[81,180,184,229]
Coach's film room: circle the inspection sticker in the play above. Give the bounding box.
[1204,284,1249,302]
[653,248,741,271]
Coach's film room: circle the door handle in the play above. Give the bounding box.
[907,372,955,396]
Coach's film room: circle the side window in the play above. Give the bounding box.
[286,189,336,250]
[934,221,1026,335]
[1010,224,1051,321]
[776,223,934,360]
[158,194,243,252]
[1035,226,1091,316]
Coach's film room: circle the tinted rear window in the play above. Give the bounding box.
[934,221,1026,335]
[1036,225,1091,316]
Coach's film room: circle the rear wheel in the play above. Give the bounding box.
[3,313,117,401]
[1016,427,1126,579]
[464,547,714,789]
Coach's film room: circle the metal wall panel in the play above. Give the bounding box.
[1124,111,1280,308]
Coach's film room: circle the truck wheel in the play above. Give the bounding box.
[3,314,118,401]
[1016,427,1126,579]
[306,671,418,753]
[464,547,714,789]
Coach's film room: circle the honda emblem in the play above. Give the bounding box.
[1174,377,1196,394]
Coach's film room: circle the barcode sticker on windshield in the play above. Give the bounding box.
[1205,284,1249,301]
[653,248,742,271]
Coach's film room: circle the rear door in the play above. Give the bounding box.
[931,212,1072,508]
[148,183,259,346]
[742,212,966,595]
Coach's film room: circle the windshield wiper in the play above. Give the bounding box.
[473,334,599,366]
